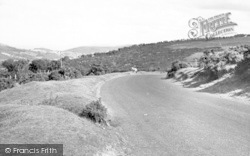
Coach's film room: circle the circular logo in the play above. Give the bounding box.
[5,148,11,154]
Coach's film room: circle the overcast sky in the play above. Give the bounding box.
[0,0,249,50]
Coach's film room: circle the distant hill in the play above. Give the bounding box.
[33,48,54,53]
[0,44,125,62]
[0,43,61,62]
[62,46,123,58]
[64,46,122,54]
[0,43,23,52]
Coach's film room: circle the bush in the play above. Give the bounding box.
[199,53,220,68]
[32,72,49,81]
[201,66,219,81]
[0,78,15,91]
[48,71,62,80]
[17,71,35,84]
[80,99,107,124]
[87,64,106,75]
[0,70,10,78]
[167,60,189,78]
[222,51,242,64]
[235,58,250,76]
[243,46,250,59]
[58,67,82,79]
[47,60,61,71]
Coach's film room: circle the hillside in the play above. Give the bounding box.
[66,37,250,73]
[171,45,250,100]
[169,36,250,49]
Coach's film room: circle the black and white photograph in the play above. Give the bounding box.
[0,0,250,155]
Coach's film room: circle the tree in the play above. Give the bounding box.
[29,59,50,73]
[2,59,15,72]
[14,60,29,72]
[62,56,70,62]
[47,60,61,71]
[1,59,28,73]
[87,64,105,75]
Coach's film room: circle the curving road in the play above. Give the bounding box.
[101,73,250,156]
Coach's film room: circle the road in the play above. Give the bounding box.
[101,73,250,156]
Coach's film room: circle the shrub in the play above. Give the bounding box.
[87,64,106,75]
[222,51,242,64]
[199,53,220,68]
[202,66,219,81]
[0,78,15,91]
[48,71,62,80]
[17,71,35,84]
[235,58,250,76]
[243,46,250,59]
[47,60,61,71]
[58,67,82,79]
[167,60,189,78]
[32,72,49,81]
[80,99,107,124]
[0,70,10,78]
[171,60,181,71]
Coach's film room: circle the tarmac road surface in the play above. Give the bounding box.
[101,73,250,156]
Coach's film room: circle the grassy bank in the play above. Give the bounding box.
[0,72,131,156]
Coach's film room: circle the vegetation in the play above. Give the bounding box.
[1,37,250,92]
[48,71,62,80]
[0,78,15,91]
[235,58,250,76]
[195,46,248,81]
[170,45,250,84]
[235,46,250,77]
[167,60,189,78]
[80,99,108,124]
[0,58,72,91]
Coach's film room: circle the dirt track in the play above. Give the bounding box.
[101,73,250,156]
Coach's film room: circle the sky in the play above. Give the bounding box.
[0,0,249,50]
